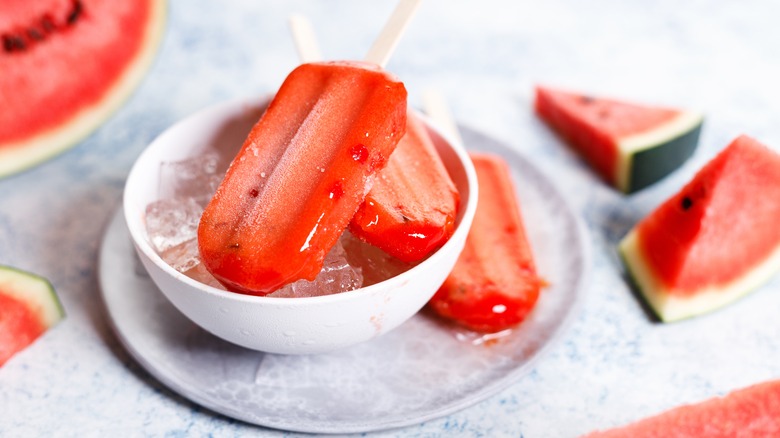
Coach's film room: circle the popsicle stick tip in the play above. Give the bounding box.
[289,14,322,63]
[364,0,423,68]
[422,89,463,147]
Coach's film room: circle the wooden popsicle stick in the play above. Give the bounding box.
[422,89,464,147]
[364,0,423,68]
[288,14,322,63]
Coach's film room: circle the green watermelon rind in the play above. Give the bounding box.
[0,0,168,179]
[0,265,64,329]
[616,110,704,194]
[619,229,780,322]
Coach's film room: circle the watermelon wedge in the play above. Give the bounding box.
[620,135,780,322]
[535,86,703,193]
[0,0,167,178]
[582,379,780,437]
[0,266,64,367]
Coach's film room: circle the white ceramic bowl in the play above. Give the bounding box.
[123,96,477,355]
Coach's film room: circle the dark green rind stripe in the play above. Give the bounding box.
[617,246,666,323]
[619,242,699,324]
[628,121,703,194]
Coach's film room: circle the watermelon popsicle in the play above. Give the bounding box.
[198,1,422,295]
[349,112,460,262]
[429,153,542,332]
[198,61,407,295]
[288,13,459,263]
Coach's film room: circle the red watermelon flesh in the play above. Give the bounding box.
[620,135,780,321]
[535,86,702,193]
[0,293,47,366]
[0,266,64,367]
[0,0,166,177]
[582,379,780,437]
[638,136,780,292]
[536,86,677,183]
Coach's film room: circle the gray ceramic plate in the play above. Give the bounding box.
[98,126,589,434]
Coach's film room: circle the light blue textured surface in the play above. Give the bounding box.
[1,0,780,436]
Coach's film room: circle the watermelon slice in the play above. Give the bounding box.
[535,86,703,193]
[620,135,780,322]
[0,266,64,367]
[582,379,780,437]
[0,0,166,178]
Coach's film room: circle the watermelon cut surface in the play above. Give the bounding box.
[535,86,703,193]
[0,0,166,178]
[0,266,64,367]
[620,135,780,322]
[582,379,780,437]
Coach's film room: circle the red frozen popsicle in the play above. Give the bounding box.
[428,152,542,332]
[349,111,460,263]
[198,61,407,295]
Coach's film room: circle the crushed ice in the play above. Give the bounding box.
[158,151,223,207]
[145,153,414,297]
[269,237,363,298]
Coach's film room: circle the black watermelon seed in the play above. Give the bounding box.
[27,29,44,41]
[67,0,84,25]
[2,35,26,53]
[42,16,56,33]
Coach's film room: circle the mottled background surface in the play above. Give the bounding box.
[1,0,779,436]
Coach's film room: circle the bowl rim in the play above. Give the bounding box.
[123,96,478,306]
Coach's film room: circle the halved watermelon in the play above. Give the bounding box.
[535,86,703,193]
[582,379,780,437]
[620,135,780,322]
[0,0,166,178]
[0,266,64,367]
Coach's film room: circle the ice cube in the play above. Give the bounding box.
[160,238,200,272]
[158,152,224,206]
[145,198,203,253]
[183,262,225,290]
[269,238,363,298]
[340,231,416,286]
[147,148,416,297]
